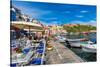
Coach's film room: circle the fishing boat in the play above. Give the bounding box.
[81,41,96,53]
[66,38,87,47]
[65,33,88,47]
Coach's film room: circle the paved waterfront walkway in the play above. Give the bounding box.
[46,40,84,64]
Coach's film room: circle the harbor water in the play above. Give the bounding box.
[70,48,96,62]
[62,42,96,62]
[63,32,97,62]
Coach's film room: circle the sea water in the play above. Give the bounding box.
[65,32,97,62]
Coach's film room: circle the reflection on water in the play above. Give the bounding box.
[70,48,96,62]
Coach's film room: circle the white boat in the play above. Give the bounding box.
[66,38,87,47]
[81,41,96,53]
[56,36,66,42]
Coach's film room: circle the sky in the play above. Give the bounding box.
[11,1,96,26]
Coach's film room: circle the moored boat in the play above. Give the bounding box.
[66,38,88,47]
[81,41,96,53]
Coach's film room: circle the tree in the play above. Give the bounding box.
[63,24,96,34]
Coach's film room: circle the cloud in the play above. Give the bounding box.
[40,17,58,21]
[18,6,53,19]
[30,9,52,19]
[64,11,71,13]
[40,20,60,26]
[40,21,49,25]
[51,21,58,24]
[76,15,84,18]
[70,20,96,26]
[87,20,96,26]
[80,10,88,13]
[70,21,85,24]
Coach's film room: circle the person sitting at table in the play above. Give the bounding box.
[40,36,46,45]
[34,35,38,40]
[26,36,33,48]
[15,34,21,48]
[20,34,28,47]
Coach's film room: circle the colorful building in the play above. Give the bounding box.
[48,25,67,35]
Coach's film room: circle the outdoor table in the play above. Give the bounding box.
[11,39,46,65]
[11,49,33,64]
[31,43,39,47]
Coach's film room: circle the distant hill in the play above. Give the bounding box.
[63,24,96,33]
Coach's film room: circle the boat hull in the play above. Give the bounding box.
[69,42,81,47]
[58,39,66,43]
[66,38,88,47]
[82,46,96,53]
[66,39,81,47]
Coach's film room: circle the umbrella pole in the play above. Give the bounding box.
[29,26,30,35]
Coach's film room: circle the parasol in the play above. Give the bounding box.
[11,21,43,34]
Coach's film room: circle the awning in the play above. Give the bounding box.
[11,21,43,30]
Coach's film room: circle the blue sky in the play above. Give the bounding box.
[11,1,96,26]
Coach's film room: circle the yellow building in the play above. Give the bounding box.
[49,25,67,35]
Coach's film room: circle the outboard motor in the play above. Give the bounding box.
[65,40,71,48]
